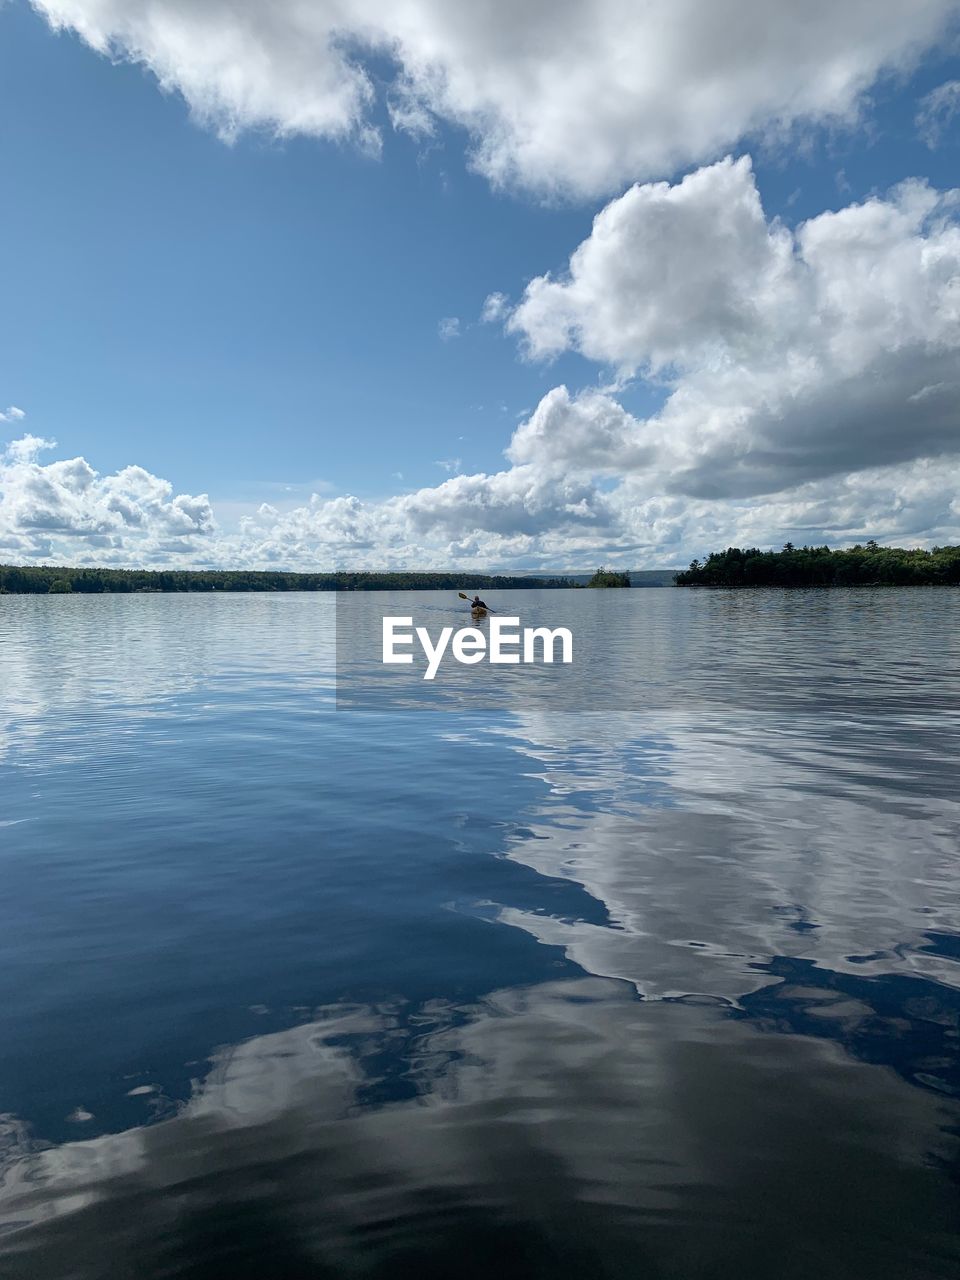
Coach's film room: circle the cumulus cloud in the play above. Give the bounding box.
[608,457,960,562]
[5,422,957,572]
[401,463,612,541]
[508,157,960,497]
[0,435,216,564]
[510,156,794,370]
[506,386,652,475]
[0,406,26,422]
[30,0,959,196]
[437,316,460,341]
[916,79,960,147]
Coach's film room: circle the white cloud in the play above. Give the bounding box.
[0,434,216,564]
[31,0,960,196]
[510,156,795,370]
[506,386,652,475]
[0,406,26,422]
[608,457,960,561]
[2,425,959,571]
[916,79,960,147]
[480,292,508,324]
[437,316,460,341]
[508,157,960,497]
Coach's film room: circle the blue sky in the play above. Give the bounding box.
[0,3,597,501]
[1,1,960,568]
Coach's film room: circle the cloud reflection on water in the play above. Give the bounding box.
[485,704,960,1002]
[1,977,958,1279]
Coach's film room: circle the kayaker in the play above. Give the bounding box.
[471,595,489,611]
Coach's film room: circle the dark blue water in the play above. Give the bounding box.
[0,589,958,1278]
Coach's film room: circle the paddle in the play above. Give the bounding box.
[458,592,495,613]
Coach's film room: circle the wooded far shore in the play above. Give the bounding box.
[676,543,960,587]
[0,566,584,594]
[0,566,647,593]
[3,545,958,593]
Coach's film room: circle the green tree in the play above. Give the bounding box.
[586,567,631,588]
[675,544,960,588]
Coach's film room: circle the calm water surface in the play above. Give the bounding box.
[0,589,958,1278]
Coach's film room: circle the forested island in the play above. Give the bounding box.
[0,566,577,594]
[585,568,632,587]
[676,543,960,587]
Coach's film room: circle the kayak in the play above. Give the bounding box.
[471,606,488,621]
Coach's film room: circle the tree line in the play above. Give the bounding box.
[0,566,578,594]
[675,543,960,587]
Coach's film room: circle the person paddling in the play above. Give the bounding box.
[457,591,494,613]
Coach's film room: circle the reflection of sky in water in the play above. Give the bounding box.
[0,590,958,1275]
[2,981,958,1278]
[489,705,960,1004]
[0,593,336,765]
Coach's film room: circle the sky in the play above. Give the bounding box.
[1,0,959,570]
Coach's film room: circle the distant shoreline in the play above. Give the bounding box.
[0,567,574,595]
[4,552,958,592]
[0,565,677,595]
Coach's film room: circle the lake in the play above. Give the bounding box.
[0,588,958,1278]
